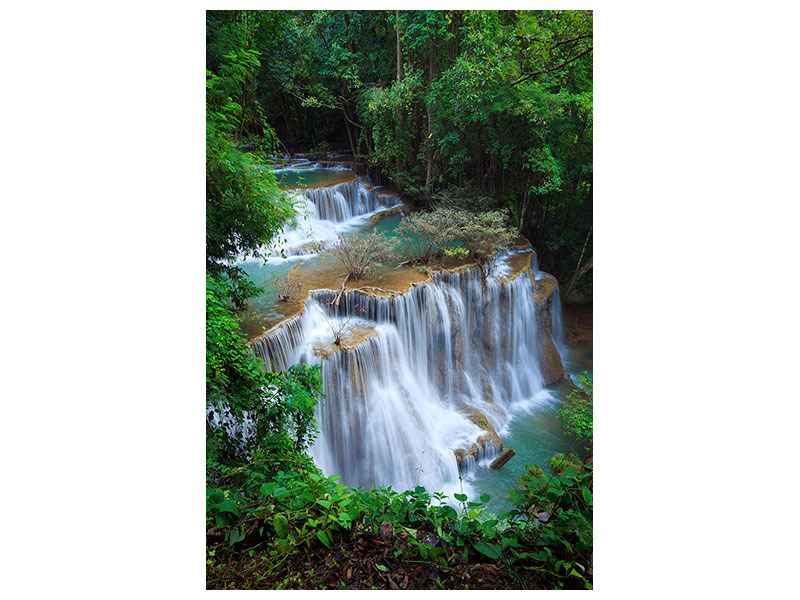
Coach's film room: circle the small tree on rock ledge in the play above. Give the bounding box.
[457,209,515,277]
[330,231,394,280]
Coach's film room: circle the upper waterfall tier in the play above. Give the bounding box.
[300,179,399,223]
[234,168,402,263]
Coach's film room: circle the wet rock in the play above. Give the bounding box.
[312,326,378,359]
[465,409,503,448]
[453,409,505,470]
[537,335,564,385]
[531,270,565,385]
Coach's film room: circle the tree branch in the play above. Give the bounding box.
[509,47,592,87]
[553,33,593,48]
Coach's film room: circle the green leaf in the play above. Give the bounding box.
[259,482,277,497]
[228,529,245,545]
[454,493,467,502]
[273,514,289,539]
[480,493,491,503]
[317,530,331,548]
[376,564,389,572]
[472,541,502,560]
[216,498,240,516]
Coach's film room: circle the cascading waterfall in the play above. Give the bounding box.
[238,172,401,261]
[302,179,396,223]
[551,286,568,361]
[250,255,563,496]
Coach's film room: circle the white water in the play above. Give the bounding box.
[236,162,564,498]
[251,256,563,498]
[236,176,401,263]
[551,286,568,361]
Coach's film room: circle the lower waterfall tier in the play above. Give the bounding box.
[249,253,566,495]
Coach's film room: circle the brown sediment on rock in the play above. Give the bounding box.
[465,408,503,448]
[248,241,564,386]
[284,169,357,190]
[312,326,378,359]
[368,204,405,224]
[509,236,533,251]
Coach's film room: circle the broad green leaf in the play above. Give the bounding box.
[473,541,502,560]
[316,530,331,548]
[272,514,289,539]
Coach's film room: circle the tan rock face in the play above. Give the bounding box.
[537,336,564,385]
[531,270,565,385]
[312,326,378,359]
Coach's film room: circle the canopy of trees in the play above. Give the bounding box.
[207,9,592,281]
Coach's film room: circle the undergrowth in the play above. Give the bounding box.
[207,455,592,590]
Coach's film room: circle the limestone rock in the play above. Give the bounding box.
[537,335,564,385]
[453,409,504,470]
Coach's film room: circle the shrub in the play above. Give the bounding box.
[330,232,394,280]
[395,207,514,272]
[273,274,302,302]
[208,461,593,590]
[549,452,583,475]
[558,371,593,445]
[395,207,462,262]
[454,209,515,275]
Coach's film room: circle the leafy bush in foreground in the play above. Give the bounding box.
[207,454,592,590]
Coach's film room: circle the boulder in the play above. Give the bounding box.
[537,335,564,385]
[453,409,504,470]
[531,270,565,385]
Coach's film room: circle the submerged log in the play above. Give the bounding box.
[489,448,517,471]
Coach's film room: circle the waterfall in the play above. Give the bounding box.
[532,251,546,282]
[302,180,397,223]
[241,178,400,261]
[551,286,568,361]
[250,255,564,496]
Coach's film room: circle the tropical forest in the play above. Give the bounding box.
[206,9,593,590]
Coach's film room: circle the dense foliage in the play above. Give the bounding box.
[206,9,593,590]
[223,9,593,283]
[206,11,324,476]
[558,371,593,446]
[207,456,592,590]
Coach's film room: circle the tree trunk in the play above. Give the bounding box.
[563,225,593,300]
[425,34,437,190]
[395,10,403,173]
[342,108,357,159]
